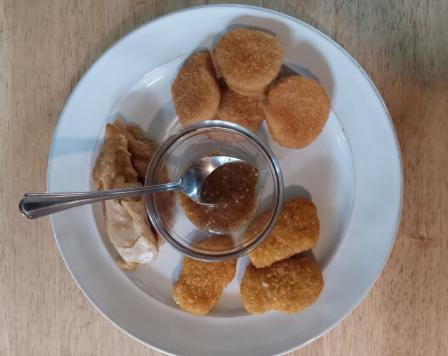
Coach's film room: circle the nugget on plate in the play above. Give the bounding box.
[173,236,237,315]
[214,28,284,96]
[241,254,324,314]
[248,198,319,268]
[172,52,220,125]
[264,76,330,148]
[216,86,265,132]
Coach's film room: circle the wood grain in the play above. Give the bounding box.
[1,1,447,355]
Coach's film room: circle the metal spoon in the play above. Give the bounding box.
[19,155,243,219]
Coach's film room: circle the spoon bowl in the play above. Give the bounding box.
[180,156,243,203]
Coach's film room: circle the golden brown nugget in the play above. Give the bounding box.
[241,254,324,314]
[264,76,330,148]
[173,236,237,315]
[216,86,265,132]
[172,52,220,125]
[214,28,284,96]
[248,198,319,268]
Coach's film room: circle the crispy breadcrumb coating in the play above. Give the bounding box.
[241,254,324,314]
[173,236,237,315]
[172,52,220,125]
[248,198,320,268]
[216,86,265,132]
[215,28,284,96]
[264,76,330,148]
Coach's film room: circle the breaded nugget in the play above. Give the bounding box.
[173,236,237,315]
[248,198,319,268]
[214,28,284,96]
[172,52,220,125]
[264,76,330,148]
[241,254,324,314]
[216,86,264,132]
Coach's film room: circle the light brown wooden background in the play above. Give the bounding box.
[1,1,447,355]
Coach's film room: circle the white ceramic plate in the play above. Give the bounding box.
[48,5,402,355]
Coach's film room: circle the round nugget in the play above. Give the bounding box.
[214,28,284,96]
[264,76,330,148]
[216,86,264,132]
[172,52,220,125]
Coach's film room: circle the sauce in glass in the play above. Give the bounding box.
[179,162,258,233]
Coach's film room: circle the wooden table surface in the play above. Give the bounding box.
[1,1,447,355]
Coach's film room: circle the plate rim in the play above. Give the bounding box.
[47,4,403,355]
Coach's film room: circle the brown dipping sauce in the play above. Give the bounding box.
[179,162,258,233]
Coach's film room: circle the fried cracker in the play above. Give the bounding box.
[173,236,237,315]
[92,121,159,267]
[241,254,324,314]
[122,123,157,181]
[248,198,319,268]
[172,52,220,125]
[264,76,330,148]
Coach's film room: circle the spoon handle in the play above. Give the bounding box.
[19,180,182,219]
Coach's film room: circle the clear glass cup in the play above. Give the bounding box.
[145,120,284,261]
